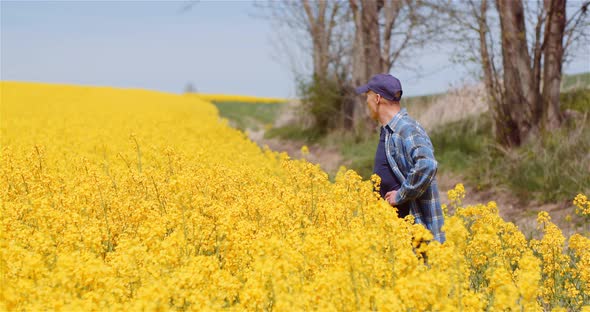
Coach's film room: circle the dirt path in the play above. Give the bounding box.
[436,171,579,238]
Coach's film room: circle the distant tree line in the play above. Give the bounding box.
[262,0,589,147]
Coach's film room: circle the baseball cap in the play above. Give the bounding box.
[355,74,403,101]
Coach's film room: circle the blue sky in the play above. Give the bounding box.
[1,1,589,98]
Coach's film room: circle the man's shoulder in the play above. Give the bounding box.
[396,114,428,138]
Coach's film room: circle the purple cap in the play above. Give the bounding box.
[355,74,403,101]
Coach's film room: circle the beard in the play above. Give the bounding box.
[368,105,379,121]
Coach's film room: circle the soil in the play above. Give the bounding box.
[436,171,581,239]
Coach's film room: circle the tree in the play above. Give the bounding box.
[184,82,197,94]
[349,0,440,134]
[259,1,345,81]
[496,0,537,146]
[542,0,567,131]
[261,0,441,135]
[440,0,589,147]
[259,1,353,133]
[301,0,342,81]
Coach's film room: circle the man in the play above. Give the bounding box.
[356,74,445,243]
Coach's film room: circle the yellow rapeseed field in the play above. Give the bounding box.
[1,81,589,311]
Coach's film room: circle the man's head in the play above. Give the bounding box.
[355,74,403,102]
[356,74,403,122]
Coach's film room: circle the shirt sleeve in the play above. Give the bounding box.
[394,132,438,205]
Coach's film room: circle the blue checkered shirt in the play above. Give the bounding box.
[384,108,446,243]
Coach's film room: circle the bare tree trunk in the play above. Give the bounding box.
[350,0,365,135]
[496,0,537,147]
[478,0,515,147]
[440,0,588,148]
[531,2,546,125]
[381,0,402,72]
[302,0,339,81]
[350,0,385,134]
[542,0,566,130]
[342,85,356,129]
[360,0,383,77]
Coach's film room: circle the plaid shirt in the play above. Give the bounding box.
[384,108,446,243]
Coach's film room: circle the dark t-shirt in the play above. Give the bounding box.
[374,127,409,217]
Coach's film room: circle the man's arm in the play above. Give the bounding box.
[394,133,437,205]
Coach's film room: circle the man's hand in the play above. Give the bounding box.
[385,190,398,206]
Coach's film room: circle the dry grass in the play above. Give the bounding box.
[410,83,488,131]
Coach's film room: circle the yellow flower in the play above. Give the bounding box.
[574,193,590,216]
[1,81,587,310]
[448,183,466,203]
[300,145,310,156]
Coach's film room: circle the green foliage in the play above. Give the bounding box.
[328,130,379,180]
[430,114,492,172]
[416,79,590,203]
[212,101,284,131]
[297,76,347,135]
[429,112,590,203]
[561,89,590,113]
[264,125,323,143]
[504,121,589,202]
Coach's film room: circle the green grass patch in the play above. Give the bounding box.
[428,112,589,203]
[330,131,380,179]
[213,101,285,131]
[561,88,590,113]
[430,114,492,172]
[511,121,589,202]
[264,125,323,143]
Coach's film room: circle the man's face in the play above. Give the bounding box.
[366,91,380,121]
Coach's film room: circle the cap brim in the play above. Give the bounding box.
[355,85,370,95]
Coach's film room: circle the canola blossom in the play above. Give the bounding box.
[1,81,589,311]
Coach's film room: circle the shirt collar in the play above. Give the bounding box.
[385,108,407,132]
